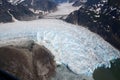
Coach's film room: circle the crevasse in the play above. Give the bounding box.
[0,19,120,77]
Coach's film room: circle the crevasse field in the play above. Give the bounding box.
[0,19,120,77]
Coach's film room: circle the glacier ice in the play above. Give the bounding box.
[0,19,120,77]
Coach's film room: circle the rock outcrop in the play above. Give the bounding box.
[29,0,57,11]
[70,0,87,7]
[0,0,36,23]
[7,0,57,12]
[0,41,56,80]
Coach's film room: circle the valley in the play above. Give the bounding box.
[0,0,120,80]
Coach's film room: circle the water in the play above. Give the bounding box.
[93,58,120,80]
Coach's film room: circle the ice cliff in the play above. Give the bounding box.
[0,19,120,77]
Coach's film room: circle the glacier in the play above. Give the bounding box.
[0,19,120,77]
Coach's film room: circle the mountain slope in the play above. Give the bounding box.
[7,0,57,11]
[22,0,57,11]
[0,0,57,23]
[0,0,36,23]
[65,0,120,50]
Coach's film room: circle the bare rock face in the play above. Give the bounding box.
[0,0,57,23]
[0,0,36,23]
[0,42,56,80]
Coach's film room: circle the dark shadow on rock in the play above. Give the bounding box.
[93,58,120,80]
[0,41,56,80]
[0,69,19,80]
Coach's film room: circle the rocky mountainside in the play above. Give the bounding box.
[0,0,36,23]
[70,0,108,7]
[69,0,87,6]
[65,0,120,50]
[0,0,57,23]
[22,0,57,11]
[7,0,57,11]
[53,0,68,3]
[53,0,83,3]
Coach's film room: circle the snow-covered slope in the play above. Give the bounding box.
[8,0,25,5]
[0,19,120,78]
[44,3,80,19]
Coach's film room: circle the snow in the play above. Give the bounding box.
[44,3,80,19]
[8,11,18,22]
[0,19,120,77]
[8,0,25,5]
